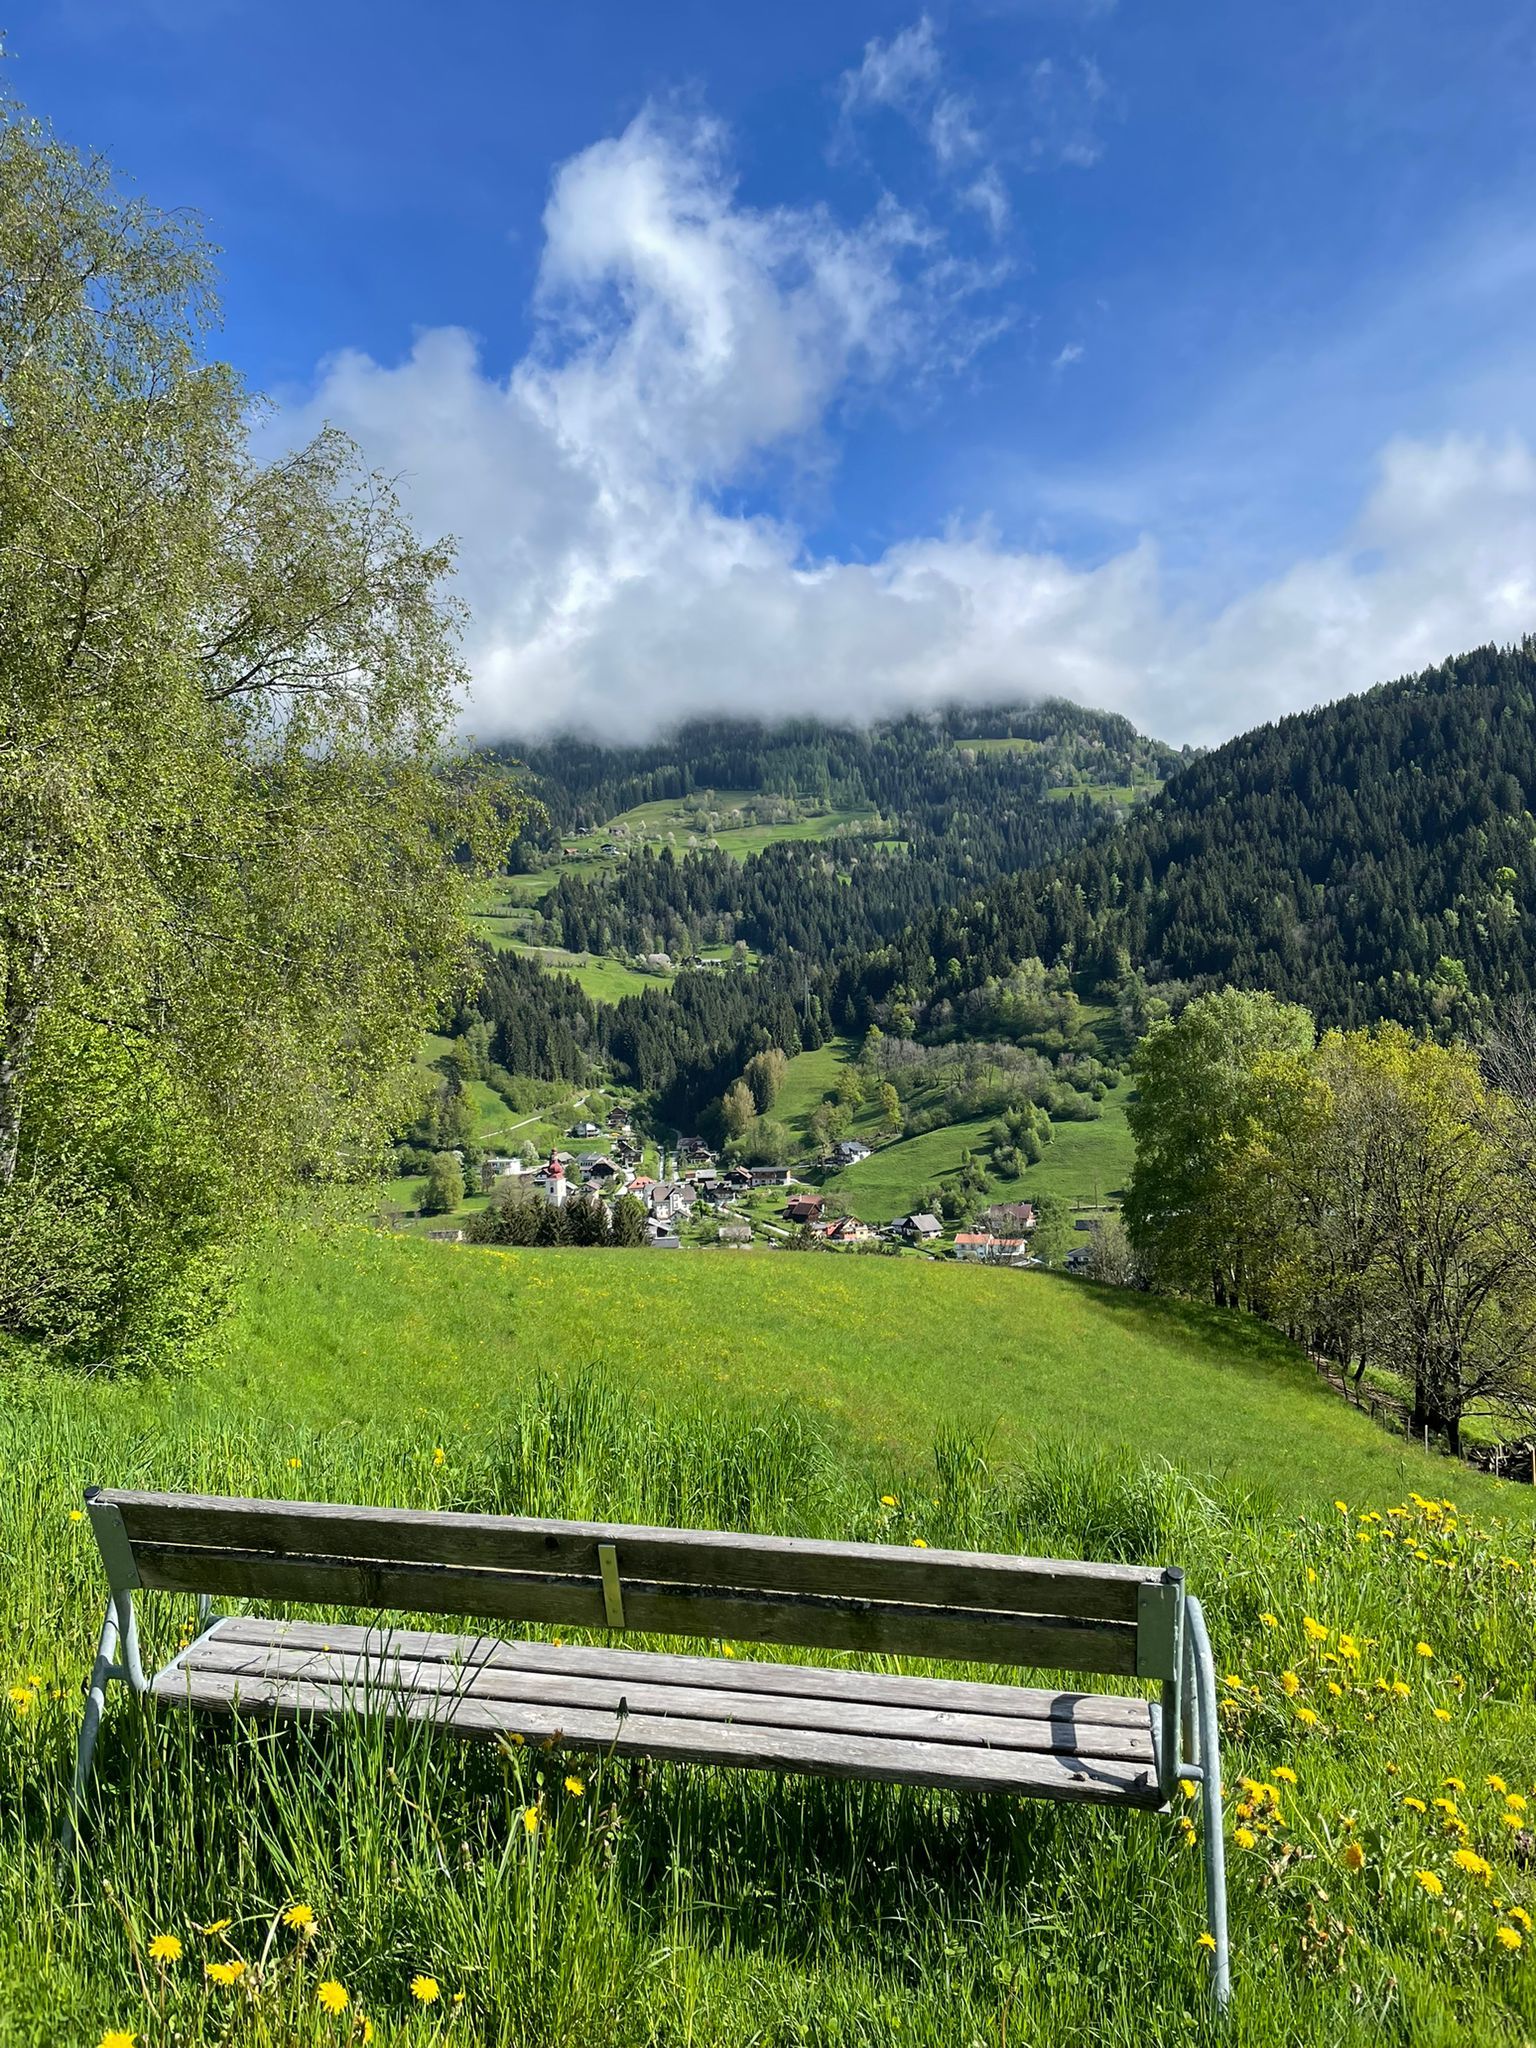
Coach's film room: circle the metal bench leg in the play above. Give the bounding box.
[62,1591,146,1853]
[1184,1596,1230,2010]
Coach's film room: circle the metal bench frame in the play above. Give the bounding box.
[70,1487,1229,2006]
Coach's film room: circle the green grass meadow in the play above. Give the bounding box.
[3,1233,1535,2045]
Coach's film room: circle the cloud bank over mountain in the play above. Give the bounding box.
[283,102,1536,746]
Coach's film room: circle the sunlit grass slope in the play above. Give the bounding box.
[219,1230,1524,1516]
[4,1351,1535,2046]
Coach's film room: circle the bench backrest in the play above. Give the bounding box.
[85,1487,1184,1683]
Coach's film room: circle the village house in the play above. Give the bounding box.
[717,1222,753,1247]
[783,1195,824,1225]
[982,1201,1036,1235]
[953,1232,1030,1264]
[895,1212,943,1242]
[646,1182,696,1226]
[746,1164,792,1189]
[570,1119,604,1140]
[830,1138,872,1167]
[821,1214,874,1245]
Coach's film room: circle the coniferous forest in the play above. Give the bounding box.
[474,641,1536,1118]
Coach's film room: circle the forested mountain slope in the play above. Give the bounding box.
[503,700,1181,840]
[842,642,1536,1039]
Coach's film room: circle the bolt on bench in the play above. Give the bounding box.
[73,1487,1231,2003]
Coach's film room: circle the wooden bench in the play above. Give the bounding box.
[73,1487,1231,2002]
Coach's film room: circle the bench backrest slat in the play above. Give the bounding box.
[87,1488,1182,1681]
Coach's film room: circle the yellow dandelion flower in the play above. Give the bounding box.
[1486,1775,1508,1794]
[1342,1842,1366,1872]
[1327,1681,1344,1697]
[1233,1827,1257,1850]
[1179,1778,1197,1800]
[1416,1869,1444,1897]
[1495,1926,1523,1951]
[1451,1848,1492,1882]
[283,1904,316,1932]
[1260,1613,1278,1629]
[147,1934,182,1965]
[1279,1671,1300,1696]
[1296,1706,1319,1727]
[7,1687,34,1714]
[1274,1766,1298,1785]
[1443,1777,1465,1793]
[1501,1811,1524,1829]
[1302,1615,1328,1642]
[98,2034,136,2048]
[1506,1793,1528,1813]
[317,1981,349,2015]
[1433,1707,1451,1723]
[205,1959,246,1986]
[1509,1907,1533,1932]
[409,1975,440,2005]
[911,1536,928,1548]
[564,1774,585,1796]
[879,1495,897,1507]
[1433,1798,1459,1817]
[1334,1500,1348,1514]
[1402,1797,1428,1813]
[522,1806,539,1835]
[201,1918,232,1935]
[1197,1932,1217,1951]
[287,1456,302,1469]
[69,1509,86,1522]
[1392,1681,1411,1698]
[1415,1642,1434,1659]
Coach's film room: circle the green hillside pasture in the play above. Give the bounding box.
[506,943,672,1001]
[823,1090,1134,1221]
[219,1229,1522,1514]
[1046,781,1164,806]
[774,1036,886,1146]
[5,1264,1534,2045]
[604,792,875,861]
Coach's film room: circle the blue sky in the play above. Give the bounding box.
[12,0,1536,741]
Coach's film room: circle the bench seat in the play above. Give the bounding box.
[153,1615,1166,1807]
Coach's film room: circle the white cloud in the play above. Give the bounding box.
[1051,340,1085,369]
[838,17,943,121]
[283,110,1536,749]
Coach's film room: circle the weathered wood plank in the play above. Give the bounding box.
[93,1489,1159,1621]
[131,1545,1140,1675]
[152,1665,1164,1807]
[176,1637,1157,1764]
[208,1618,1155,1725]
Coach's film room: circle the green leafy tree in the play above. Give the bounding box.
[610,1193,647,1246]
[0,94,521,1363]
[420,1153,464,1217]
[742,1047,788,1114]
[720,1081,756,1138]
[1124,989,1315,1308]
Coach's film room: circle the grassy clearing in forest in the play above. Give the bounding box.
[3,1348,1534,2048]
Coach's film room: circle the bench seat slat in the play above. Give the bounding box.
[170,1632,1157,1765]
[208,1618,1155,1725]
[214,1622,1155,1720]
[153,1661,1163,1807]
[130,1546,1140,1675]
[93,1489,1159,1622]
